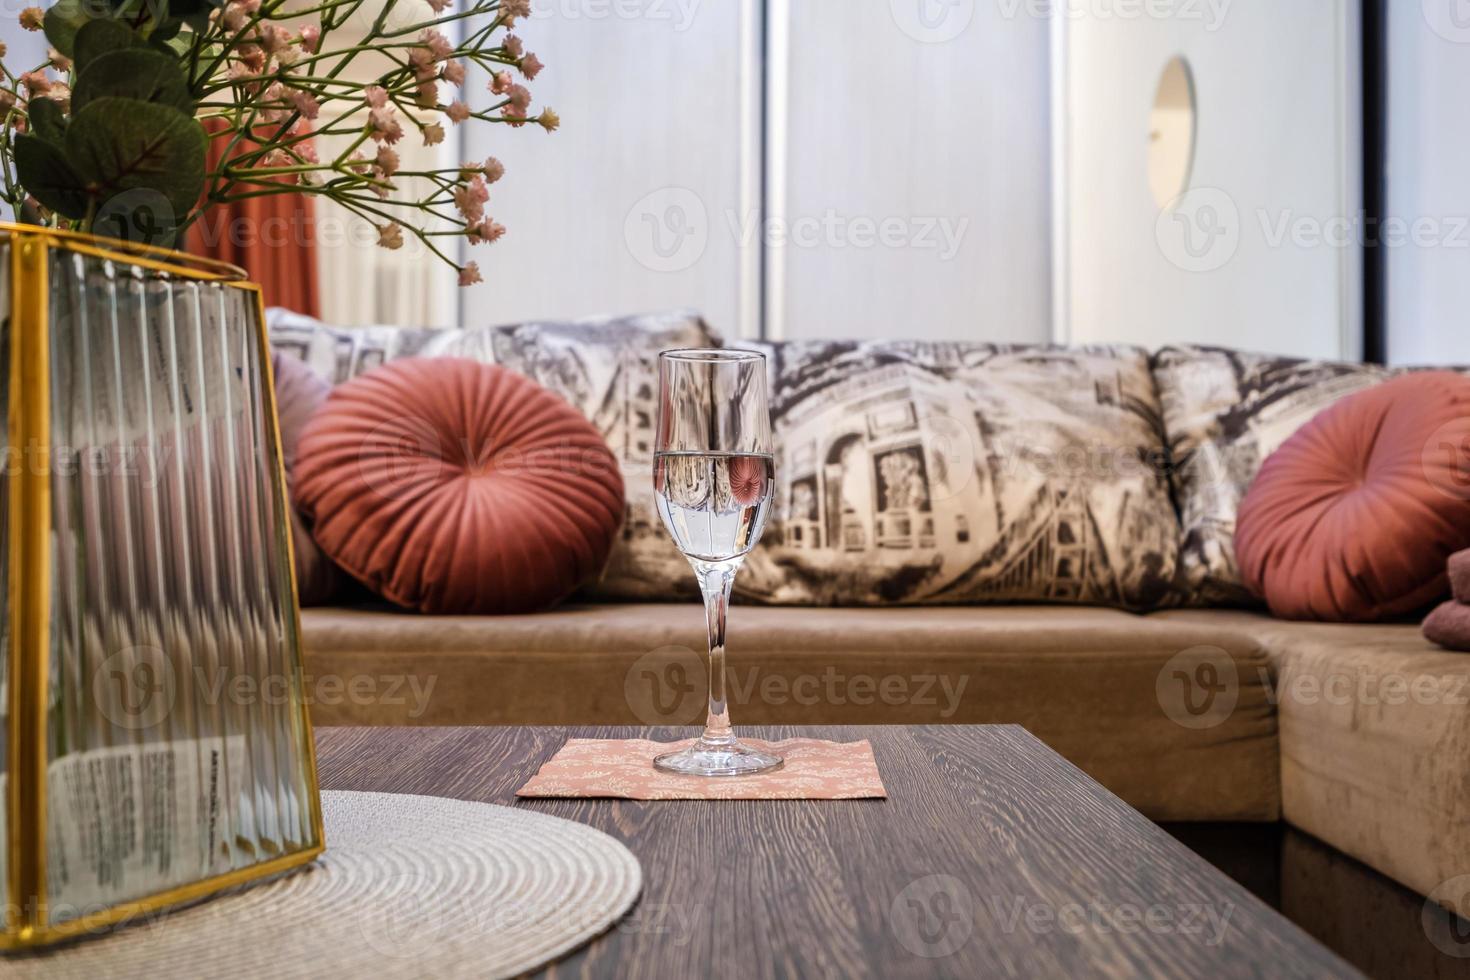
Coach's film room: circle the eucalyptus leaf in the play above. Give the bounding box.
[27,98,67,146]
[41,0,87,58]
[65,98,205,215]
[110,0,168,28]
[165,0,212,19]
[13,135,89,218]
[148,33,189,57]
[73,19,136,71]
[72,49,193,114]
[150,16,183,41]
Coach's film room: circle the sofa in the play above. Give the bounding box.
[299,603,1470,921]
[268,309,1470,920]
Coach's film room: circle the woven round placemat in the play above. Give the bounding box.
[9,791,643,979]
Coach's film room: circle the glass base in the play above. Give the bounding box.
[653,737,784,777]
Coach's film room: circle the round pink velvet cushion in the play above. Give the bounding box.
[293,358,626,614]
[1236,371,1470,622]
[270,350,346,606]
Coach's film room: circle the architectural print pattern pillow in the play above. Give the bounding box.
[267,308,719,600]
[731,341,1182,610]
[1153,345,1393,605]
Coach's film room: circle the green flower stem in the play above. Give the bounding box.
[204,74,378,97]
[197,41,441,95]
[191,5,278,92]
[208,87,369,172]
[214,104,264,163]
[380,3,505,39]
[330,130,372,168]
[315,0,400,92]
[0,108,21,205]
[283,0,365,19]
[216,0,402,181]
[211,182,323,204]
[332,193,460,266]
[227,163,327,177]
[175,101,265,236]
[311,0,372,83]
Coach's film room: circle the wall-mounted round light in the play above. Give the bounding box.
[1149,56,1197,210]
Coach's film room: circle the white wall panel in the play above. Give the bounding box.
[1056,1,1361,359]
[1384,4,1470,366]
[461,0,761,338]
[768,0,1052,342]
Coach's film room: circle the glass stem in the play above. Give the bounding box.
[693,559,739,747]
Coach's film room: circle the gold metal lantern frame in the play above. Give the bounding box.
[0,223,324,950]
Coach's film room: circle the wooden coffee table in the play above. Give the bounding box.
[316,725,1356,978]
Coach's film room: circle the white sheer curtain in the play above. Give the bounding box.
[311,12,460,328]
[313,141,459,328]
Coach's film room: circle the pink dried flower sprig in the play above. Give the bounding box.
[0,0,550,283]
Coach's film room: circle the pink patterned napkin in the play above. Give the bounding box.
[516,737,887,800]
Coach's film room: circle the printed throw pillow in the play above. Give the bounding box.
[731,341,1181,611]
[267,307,719,600]
[269,350,349,606]
[1152,345,1394,605]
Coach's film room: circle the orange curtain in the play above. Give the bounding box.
[186,121,322,317]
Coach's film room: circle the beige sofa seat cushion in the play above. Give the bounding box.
[300,604,1279,822]
[1159,610,1470,919]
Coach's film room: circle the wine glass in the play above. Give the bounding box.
[652,349,782,776]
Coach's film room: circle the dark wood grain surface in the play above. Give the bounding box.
[316,726,1358,980]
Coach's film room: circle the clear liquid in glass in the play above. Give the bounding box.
[653,451,774,563]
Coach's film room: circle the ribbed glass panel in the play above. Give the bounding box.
[41,250,317,924]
